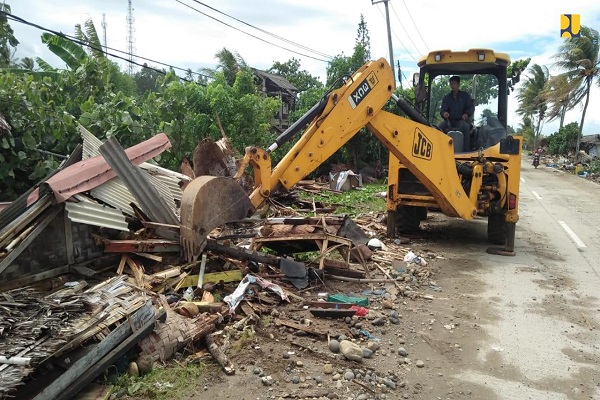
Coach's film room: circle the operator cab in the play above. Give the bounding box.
[413,49,511,153]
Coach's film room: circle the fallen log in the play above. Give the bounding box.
[206,332,235,375]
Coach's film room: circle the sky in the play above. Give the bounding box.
[7,0,600,136]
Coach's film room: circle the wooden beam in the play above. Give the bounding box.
[176,269,242,288]
[274,318,327,338]
[100,238,180,253]
[64,208,75,265]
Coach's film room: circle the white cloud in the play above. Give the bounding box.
[8,0,600,134]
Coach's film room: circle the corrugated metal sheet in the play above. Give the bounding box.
[90,177,137,216]
[65,200,130,231]
[145,174,179,215]
[80,125,185,206]
[99,137,179,225]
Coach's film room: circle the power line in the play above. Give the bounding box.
[173,0,330,63]
[400,0,429,52]
[389,2,425,57]
[375,4,417,63]
[3,11,210,83]
[187,0,334,60]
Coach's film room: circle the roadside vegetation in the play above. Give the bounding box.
[1,3,598,201]
[110,360,207,400]
[297,182,387,217]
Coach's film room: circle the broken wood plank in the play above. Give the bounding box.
[177,269,243,288]
[133,252,163,262]
[206,332,235,375]
[309,308,357,318]
[274,318,326,338]
[125,256,146,288]
[100,238,180,253]
[116,255,127,275]
[190,302,227,314]
[323,262,366,279]
[149,266,182,281]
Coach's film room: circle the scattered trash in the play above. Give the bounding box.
[329,170,362,191]
[327,293,369,306]
[223,274,289,314]
[404,250,428,266]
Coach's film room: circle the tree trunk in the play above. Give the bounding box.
[534,115,542,149]
[576,79,591,161]
[559,103,566,129]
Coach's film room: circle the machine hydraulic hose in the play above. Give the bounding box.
[266,93,329,153]
[392,94,430,126]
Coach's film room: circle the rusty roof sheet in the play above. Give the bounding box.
[27,133,171,206]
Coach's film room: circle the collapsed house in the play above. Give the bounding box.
[0,128,434,400]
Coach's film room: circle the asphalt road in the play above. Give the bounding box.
[453,159,600,399]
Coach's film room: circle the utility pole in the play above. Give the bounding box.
[101,13,107,55]
[371,0,394,85]
[126,0,136,75]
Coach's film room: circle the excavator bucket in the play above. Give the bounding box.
[180,176,251,262]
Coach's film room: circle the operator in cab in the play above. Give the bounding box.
[438,76,474,151]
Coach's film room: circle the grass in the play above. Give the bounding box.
[298,182,387,217]
[110,360,207,399]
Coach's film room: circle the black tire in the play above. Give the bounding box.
[395,206,421,234]
[487,213,507,245]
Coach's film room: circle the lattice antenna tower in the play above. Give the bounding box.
[126,0,136,74]
[101,13,107,54]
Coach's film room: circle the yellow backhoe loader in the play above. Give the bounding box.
[181,49,522,262]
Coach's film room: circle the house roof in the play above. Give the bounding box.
[252,69,298,93]
[581,134,600,144]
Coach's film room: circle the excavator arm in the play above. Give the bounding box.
[241,58,477,220]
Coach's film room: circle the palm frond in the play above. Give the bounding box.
[35,57,56,72]
[0,67,60,78]
[41,33,88,70]
[84,19,105,59]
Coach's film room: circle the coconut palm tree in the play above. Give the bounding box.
[517,116,535,149]
[202,48,247,87]
[543,74,573,129]
[516,64,550,149]
[553,25,600,159]
[18,56,34,70]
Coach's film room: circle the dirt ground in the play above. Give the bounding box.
[187,213,510,400]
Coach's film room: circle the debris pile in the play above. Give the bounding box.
[0,130,438,399]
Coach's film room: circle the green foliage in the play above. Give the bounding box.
[140,70,279,170]
[0,72,78,200]
[546,122,579,155]
[298,183,387,216]
[111,361,206,400]
[0,3,19,67]
[516,116,535,149]
[590,159,600,174]
[553,26,600,154]
[507,58,530,94]
[134,64,166,96]
[268,58,323,92]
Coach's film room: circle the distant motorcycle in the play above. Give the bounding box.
[532,153,540,169]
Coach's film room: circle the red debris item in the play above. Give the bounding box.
[350,305,369,317]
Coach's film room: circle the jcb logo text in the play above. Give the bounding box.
[413,129,432,160]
